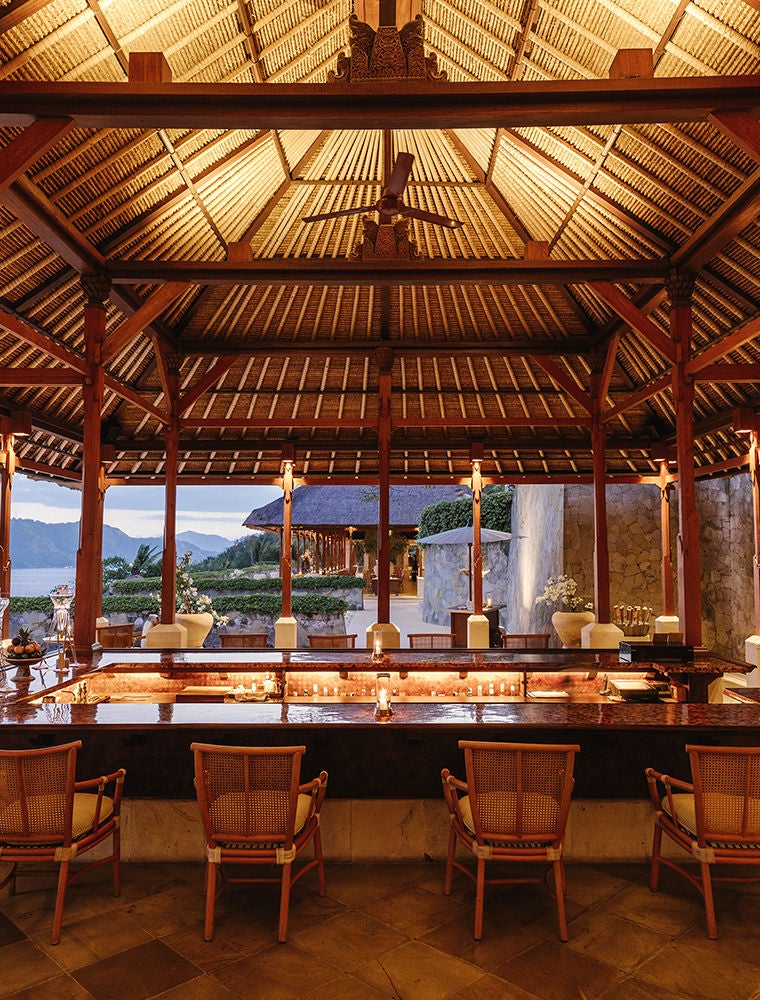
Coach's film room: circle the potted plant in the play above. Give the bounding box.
[174,551,228,647]
[535,575,594,648]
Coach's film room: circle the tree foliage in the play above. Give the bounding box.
[417,486,513,539]
[193,532,282,571]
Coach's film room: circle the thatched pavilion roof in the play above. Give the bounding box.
[0,2,758,487]
[245,484,468,531]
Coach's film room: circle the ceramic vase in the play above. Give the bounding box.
[175,611,214,648]
[551,610,595,648]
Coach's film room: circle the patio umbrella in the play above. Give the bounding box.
[417,527,511,603]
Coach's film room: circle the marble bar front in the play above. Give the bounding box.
[0,647,756,864]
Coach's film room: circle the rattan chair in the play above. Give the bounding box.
[442,739,580,940]
[96,622,135,648]
[408,633,454,649]
[646,744,760,938]
[190,742,328,942]
[219,632,268,648]
[502,633,551,649]
[308,634,357,648]
[0,740,126,944]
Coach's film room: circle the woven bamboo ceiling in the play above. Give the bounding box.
[0,0,758,487]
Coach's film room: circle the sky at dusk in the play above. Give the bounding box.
[11,474,282,541]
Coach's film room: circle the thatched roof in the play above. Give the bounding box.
[0,2,758,487]
[245,484,468,531]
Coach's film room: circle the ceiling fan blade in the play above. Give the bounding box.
[302,206,371,222]
[399,206,464,229]
[384,152,415,199]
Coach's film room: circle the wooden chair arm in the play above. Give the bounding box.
[645,767,693,816]
[441,768,468,824]
[300,770,328,818]
[75,768,126,826]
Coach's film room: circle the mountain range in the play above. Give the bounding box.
[9,519,234,568]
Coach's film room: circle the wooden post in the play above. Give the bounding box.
[658,460,676,616]
[749,427,760,635]
[471,449,483,615]
[377,368,392,624]
[0,423,14,639]
[281,450,294,618]
[590,369,611,624]
[160,360,180,623]
[667,269,702,646]
[74,273,109,656]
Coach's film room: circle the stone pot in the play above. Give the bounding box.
[551,610,595,648]
[175,611,214,647]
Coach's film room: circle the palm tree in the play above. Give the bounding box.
[130,543,160,576]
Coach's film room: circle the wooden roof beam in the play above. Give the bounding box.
[0,305,88,374]
[109,258,667,286]
[595,281,676,363]
[686,314,760,375]
[527,356,592,412]
[0,0,54,34]
[178,356,240,417]
[2,76,757,130]
[101,282,187,363]
[692,364,760,383]
[180,336,595,356]
[0,368,82,386]
[0,118,76,193]
[602,374,671,423]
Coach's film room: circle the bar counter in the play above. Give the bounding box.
[1,647,757,804]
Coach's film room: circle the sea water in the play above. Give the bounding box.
[10,567,76,597]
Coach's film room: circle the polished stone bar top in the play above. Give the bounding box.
[0,647,756,730]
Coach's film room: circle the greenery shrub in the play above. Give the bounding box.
[111,575,363,595]
[418,486,513,539]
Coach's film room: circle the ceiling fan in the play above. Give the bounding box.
[302,152,464,229]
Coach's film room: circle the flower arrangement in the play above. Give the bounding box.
[175,551,228,626]
[535,575,593,612]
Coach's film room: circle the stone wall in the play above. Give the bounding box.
[421,540,510,627]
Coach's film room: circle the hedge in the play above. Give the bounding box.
[110,574,364,595]
[9,594,348,617]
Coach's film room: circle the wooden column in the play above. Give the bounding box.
[590,370,611,623]
[658,460,676,616]
[377,363,392,624]
[281,451,294,618]
[74,273,109,656]
[470,449,483,615]
[0,423,14,639]
[668,269,702,646]
[749,426,760,635]
[160,359,180,623]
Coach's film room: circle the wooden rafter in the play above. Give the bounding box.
[2,76,758,130]
[0,368,81,385]
[178,356,240,416]
[686,315,760,375]
[0,305,88,374]
[528,356,591,412]
[595,282,675,363]
[0,118,76,192]
[101,283,187,364]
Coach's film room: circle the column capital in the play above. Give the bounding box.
[665,267,695,309]
[80,271,112,307]
[374,345,394,374]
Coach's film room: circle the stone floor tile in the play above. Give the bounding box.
[0,940,65,999]
[72,939,201,1000]
[149,974,238,999]
[351,883,468,937]
[30,907,153,971]
[0,910,25,947]
[320,862,430,907]
[290,909,408,972]
[448,973,542,1000]
[304,972,391,999]
[565,909,666,973]
[598,978,694,1000]
[564,864,633,908]
[214,942,343,999]
[601,880,703,937]
[495,939,626,1000]
[354,940,482,1000]
[635,939,760,1000]
[4,974,95,1000]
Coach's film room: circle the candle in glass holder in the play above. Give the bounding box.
[373,631,383,659]
[375,672,393,719]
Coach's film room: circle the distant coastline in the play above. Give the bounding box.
[11,566,77,598]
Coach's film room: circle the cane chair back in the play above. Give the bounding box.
[191,743,327,942]
[308,634,357,648]
[502,633,551,649]
[0,741,125,944]
[408,633,454,649]
[219,632,268,648]
[442,740,579,940]
[647,744,760,937]
[96,623,135,648]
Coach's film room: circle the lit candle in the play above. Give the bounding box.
[378,687,388,711]
[374,633,383,658]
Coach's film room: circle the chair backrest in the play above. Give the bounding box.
[219,633,268,648]
[191,743,304,845]
[459,740,579,843]
[687,744,760,843]
[502,633,551,649]
[0,741,81,842]
[308,634,357,648]
[96,623,135,648]
[408,633,454,649]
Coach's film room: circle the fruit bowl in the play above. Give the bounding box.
[3,646,47,666]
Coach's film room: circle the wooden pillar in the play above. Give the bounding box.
[377,365,392,624]
[281,450,294,618]
[667,269,702,646]
[749,426,760,635]
[0,423,14,639]
[658,460,676,616]
[74,273,109,656]
[159,356,180,624]
[470,448,483,615]
[591,406,611,624]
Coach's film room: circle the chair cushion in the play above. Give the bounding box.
[459,791,559,838]
[211,792,312,842]
[662,792,760,848]
[0,792,113,844]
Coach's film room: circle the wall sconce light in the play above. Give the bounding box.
[733,407,757,435]
[375,672,393,720]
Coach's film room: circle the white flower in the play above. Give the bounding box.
[535,574,592,611]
